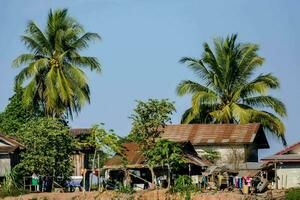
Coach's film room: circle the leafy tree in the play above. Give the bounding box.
[177,34,287,144]
[0,86,42,136]
[128,99,176,185]
[129,99,176,145]
[145,139,184,188]
[13,118,75,185]
[13,9,101,118]
[77,124,121,191]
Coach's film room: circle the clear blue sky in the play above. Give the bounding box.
[0,0,299,158]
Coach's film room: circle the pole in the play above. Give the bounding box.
[274,161,278,189]
[98,153,100,191]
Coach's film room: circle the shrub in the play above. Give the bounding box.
[170,175,196,200]
[286,188,300,200]
[0,171,27,198]
[117,182,134,194]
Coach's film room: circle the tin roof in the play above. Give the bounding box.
[103,142,208,169]
[160,123,269,148]
[275,141,300,155]
[70,128,91,136]
[104,143,145,169]
[261,154,300,162]
[0,133,24,153]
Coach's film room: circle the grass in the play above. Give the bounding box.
[285,188,300,200]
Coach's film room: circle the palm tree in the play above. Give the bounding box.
[13,9,101,118]
[177,34,287,145]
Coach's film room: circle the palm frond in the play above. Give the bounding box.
[243,95,287,117]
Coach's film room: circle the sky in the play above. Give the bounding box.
[0,0,299,158]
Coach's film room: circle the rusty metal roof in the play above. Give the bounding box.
[104,143,145,169]
[70,128,91,136]
[0,133,24,153]
[160,123,268,148]
[103,142,208,169]
[275,141,300,155]
[261,154,300,162]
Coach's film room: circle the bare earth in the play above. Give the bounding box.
[1,189,285,200]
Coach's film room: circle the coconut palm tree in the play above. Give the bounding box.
[13,9,101,118]
[177,34,287,145]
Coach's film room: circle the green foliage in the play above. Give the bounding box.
[286,188,300,200]
[13,9,101,118]
[202,148,220,164]
[145,139,184,169]
[13,117,75,185]
[0,87,42,136]
[145,139,184,188]
[177,34,287,144]
[129,99,176,146]
[171,175,196,200]
[77,124,121,168]
[117,182,135,194]
[0,171,26,198]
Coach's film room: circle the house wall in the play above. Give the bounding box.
[277,163,300,189]
[0,154,11,177]
[72,154,84,176]
[194,145,259,164]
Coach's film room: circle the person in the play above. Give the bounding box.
[217,173,224,190]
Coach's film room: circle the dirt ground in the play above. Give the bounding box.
[1,189,285,200]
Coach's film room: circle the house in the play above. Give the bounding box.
[70,128,93,176]
[0,134,23,181]
[103,142,208,188]
[160,123,269,165]
[261,141,300,189]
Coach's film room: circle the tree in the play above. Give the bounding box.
[77,124,121,191]
[225,146,244,171]
[129,99,176,145]
[145,139,184,188]
[13,9,101,118]
[177,34,287,145]
[0,86,42,136]
[128,99,176,185]
[13,118,75,185]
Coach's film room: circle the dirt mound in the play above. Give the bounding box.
[0,190,246,200]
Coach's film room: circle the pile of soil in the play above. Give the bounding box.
[2,189,286,200]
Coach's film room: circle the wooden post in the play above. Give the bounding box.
[83,169,86,193]
[97,154,100,191]
[274,162,278,189]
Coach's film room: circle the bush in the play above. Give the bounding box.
[170,175,196,200]
[117,182,134,194]
[286,188,300,200]
[0,171,27,198]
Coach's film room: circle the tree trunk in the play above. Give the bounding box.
[167,164,171,189]
[149,166,156,189]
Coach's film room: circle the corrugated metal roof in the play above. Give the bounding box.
[0,133,24,153]
[103,142,208,169]
[160,123,264,146]
[70,128,91,136]
[104,143,146,169]
[261,154,300,162]
[275,141,300,155]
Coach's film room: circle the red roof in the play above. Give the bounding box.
[275,141,300,155]
[160,123,269,148]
